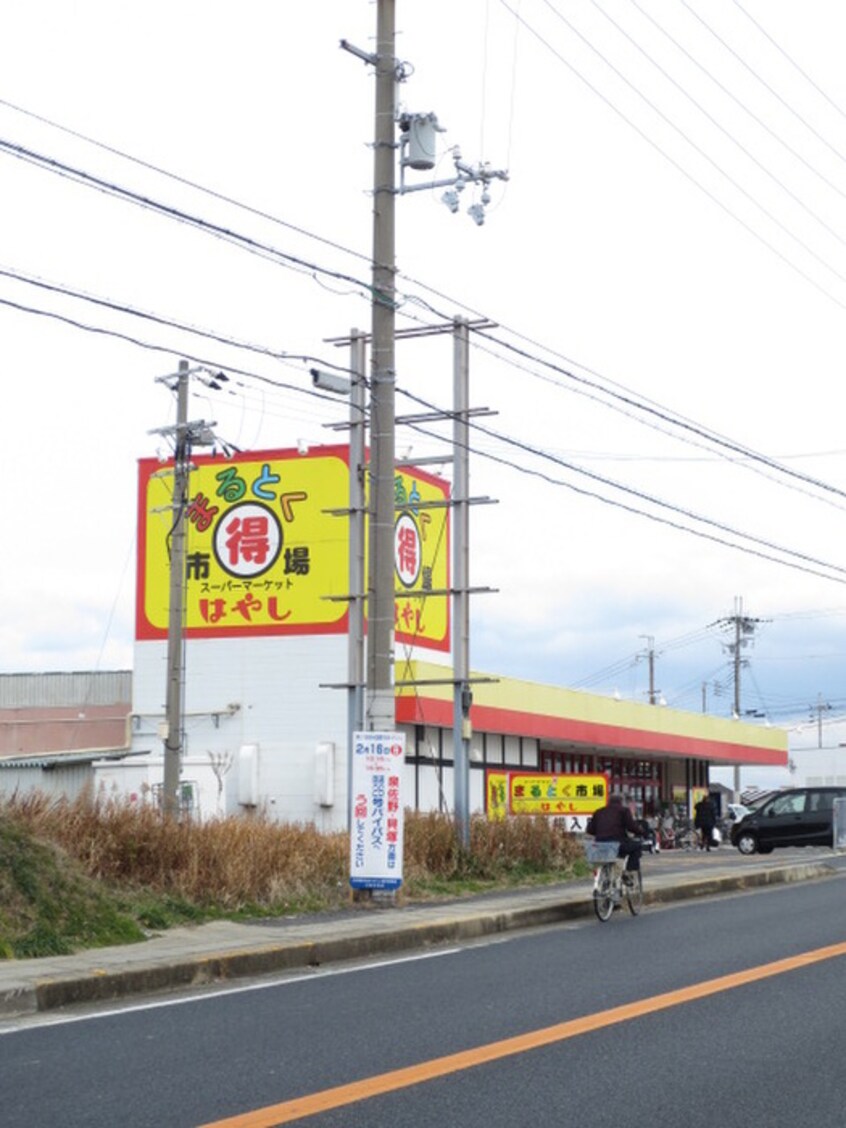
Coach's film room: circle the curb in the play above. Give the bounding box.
[3,861,836,1019]
[643,859,833,906]
[29,902,589,1015]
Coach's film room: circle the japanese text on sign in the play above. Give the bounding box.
[349,731,406,891]
[137,448,451,652]
[486,771,609,820]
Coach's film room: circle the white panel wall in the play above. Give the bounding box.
[131,634,349,828]
[416,762,450,814]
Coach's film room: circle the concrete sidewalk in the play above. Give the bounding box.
[0,850,838,1020]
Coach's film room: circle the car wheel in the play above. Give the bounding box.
[736,832,758,855]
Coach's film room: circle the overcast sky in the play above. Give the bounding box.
[3,1,846,777]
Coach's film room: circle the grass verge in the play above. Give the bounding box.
[0,792,589,958]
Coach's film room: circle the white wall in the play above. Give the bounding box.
[789,718,846,787]
[131,634,350,828]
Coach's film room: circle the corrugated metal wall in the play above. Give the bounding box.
[0,763,95,802]
[0,671,131,709]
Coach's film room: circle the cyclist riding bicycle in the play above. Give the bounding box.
[586,791,643,881]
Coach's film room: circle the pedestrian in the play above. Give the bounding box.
[694,793,718,851]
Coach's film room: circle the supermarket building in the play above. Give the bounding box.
[119,444,787,826]
[0,444,788,822]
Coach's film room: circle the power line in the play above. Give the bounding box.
[585,0,846,252]
[731,1,846,127]
[497,0,846,312]
[4,106,845,520]
[628,0,846,209]
[3,266,845,588]
[0,95,374,268]
[471,328,846,510]
[0,135,381,303]
[678,0,846,167]
[394,386,846,585]
[4,103,846,577]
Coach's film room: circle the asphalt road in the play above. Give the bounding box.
[3,871,846,1127]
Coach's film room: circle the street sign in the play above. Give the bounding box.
[349,732,406,891]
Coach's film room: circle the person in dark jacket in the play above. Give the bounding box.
[694,794,718,851]
[587,792,643,873]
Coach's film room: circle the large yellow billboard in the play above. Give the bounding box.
[136,445,450,650]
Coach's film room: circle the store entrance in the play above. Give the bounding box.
[540,750,665,816]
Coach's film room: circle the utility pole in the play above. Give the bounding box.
[310,334,367,831]
[811,694,831,749]
[162,360,189,817]
[150,360,221,817]
[639,635,657,705]
[453,317,471,849]
[366,0,398,733]
[347,331,367,824]
[340,2,507,833]
[712,596,765,797]
[389,316,497,851]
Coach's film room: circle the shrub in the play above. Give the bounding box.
[0,793,583,916]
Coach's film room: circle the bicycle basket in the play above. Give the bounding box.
[583,840,620,863]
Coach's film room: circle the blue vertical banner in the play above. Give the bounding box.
[349,731,406,891]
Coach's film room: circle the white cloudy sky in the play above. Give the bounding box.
[2,0,846,762]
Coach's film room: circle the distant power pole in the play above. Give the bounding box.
[639,635,658,705]
[811,694,832,748]
[712,596,766,796]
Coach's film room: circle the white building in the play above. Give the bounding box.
[787,717,846,788]
[1,444,789,825]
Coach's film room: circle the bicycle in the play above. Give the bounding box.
[584,839,644,922]
[673,820,700,851]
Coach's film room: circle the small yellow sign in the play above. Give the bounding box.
[509,773,608,815]
[485,771,609,818]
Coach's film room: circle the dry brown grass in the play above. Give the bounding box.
[1,791,584,914]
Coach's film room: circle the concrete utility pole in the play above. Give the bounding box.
[367,0,398,732]
[640,635,657,705]
[713,596,765,797]
[347,331,367,824]
[163,360,190,817]
[453,318,471,850]
[811,694,831,749]
[151,360,220,816]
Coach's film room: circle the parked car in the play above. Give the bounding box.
[725,802,752,824]
[730,787,846,855]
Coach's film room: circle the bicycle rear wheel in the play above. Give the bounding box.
[624,870,643,915]
[593,866,615,922]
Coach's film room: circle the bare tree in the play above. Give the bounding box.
[207,750,234,815]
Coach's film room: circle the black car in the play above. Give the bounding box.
[730,787,846,855]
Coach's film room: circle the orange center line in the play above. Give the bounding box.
[199,939,846,1127]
